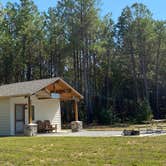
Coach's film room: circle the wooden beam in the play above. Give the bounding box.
[60,97,74,101]
[74,100,78,121]
[58,78,83,99]
[45,88,51,95]
[28,96,32,124]
[37,97,51,100]
[56,89,72,94]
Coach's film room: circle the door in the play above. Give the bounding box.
[15,104,25,134]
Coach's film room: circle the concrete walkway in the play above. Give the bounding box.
[37,130,166,137]
[37,130,122,137]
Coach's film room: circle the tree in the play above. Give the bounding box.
[0,0,165,123]
[15,0,44,81]
[154,21,166,118]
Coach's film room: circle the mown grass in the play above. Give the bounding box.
[0,136,166,166]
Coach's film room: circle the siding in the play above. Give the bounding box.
[33,99,61,131]
[0,98,10,135]
[10,97,61,133]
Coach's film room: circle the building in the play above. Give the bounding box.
[0,77,83,136]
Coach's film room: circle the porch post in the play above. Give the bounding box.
[74,100,78,121]
[71,99,83,132]
[28,96,32,124]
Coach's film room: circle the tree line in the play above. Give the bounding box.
[0,0,166,124]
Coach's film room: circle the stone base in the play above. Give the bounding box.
[24,123,38,136]
[71,121,83,132]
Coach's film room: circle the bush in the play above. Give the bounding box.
[98,107,119,125]
[160,108,166,119]
[135,99,153,123]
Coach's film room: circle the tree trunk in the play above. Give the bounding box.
[129,41,139,101]
[155,38,161,118]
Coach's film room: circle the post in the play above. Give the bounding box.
[74,100,78,121]
[28,96,32,124]
[71,99,83,132]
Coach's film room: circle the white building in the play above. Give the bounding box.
[0,77,83,136]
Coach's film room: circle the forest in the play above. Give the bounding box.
[0,0,165,124]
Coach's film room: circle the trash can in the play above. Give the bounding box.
[24,123,38,136]
[71,121,83,132]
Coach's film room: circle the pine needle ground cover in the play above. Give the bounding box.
[0,136,166,166]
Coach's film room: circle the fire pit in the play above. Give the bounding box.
[123,129,140,136]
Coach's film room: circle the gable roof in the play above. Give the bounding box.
[0,77,83,99]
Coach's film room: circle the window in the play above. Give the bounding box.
[31,105,35,121]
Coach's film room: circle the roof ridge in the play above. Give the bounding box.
[0,77,58,87]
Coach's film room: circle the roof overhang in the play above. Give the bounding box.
[0,78,83,101]
[33,78,83,101]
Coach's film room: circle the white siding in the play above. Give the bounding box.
[0,98,10,135]
[33,99,61,131]
[10,96,61,135]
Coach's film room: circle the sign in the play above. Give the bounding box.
[51,93,60,99]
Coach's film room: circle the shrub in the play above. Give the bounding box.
[135,99,153,123]
[98,107,119,125]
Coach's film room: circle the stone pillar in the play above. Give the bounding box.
[71,121,83,132]
[24,123,38,136]
[71,98,83,132]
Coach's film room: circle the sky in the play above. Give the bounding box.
[0,0,166,22]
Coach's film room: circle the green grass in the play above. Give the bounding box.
[0,136,166,166]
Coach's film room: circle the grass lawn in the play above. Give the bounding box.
[0,136,166,166]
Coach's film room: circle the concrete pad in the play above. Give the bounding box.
[37,130,166,137]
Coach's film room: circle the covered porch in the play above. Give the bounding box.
[26,78,83,134]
